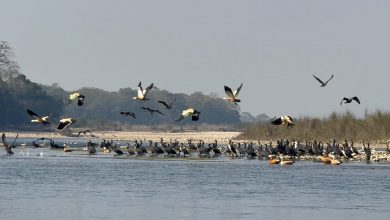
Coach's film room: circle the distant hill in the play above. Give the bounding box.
[240,112,270,123]
[0,41,242,129]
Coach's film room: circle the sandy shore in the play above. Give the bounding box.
[3,131,242,144]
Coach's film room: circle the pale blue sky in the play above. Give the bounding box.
[1,0,390,118]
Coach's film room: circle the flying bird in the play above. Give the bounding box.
[312,74,334,87]
[68,92,85,106]
[57,118,77,130]
[140,107,164,115]
[340,96,360,105]
[120,111,136,119]
[223,83,243,104]
[176,108,200,122]
[271,115,294,128]
[1,133,17,155]
[77,130,95,137]
[133,82,153,101]
[27,109,50,125]
[157,99,175,109]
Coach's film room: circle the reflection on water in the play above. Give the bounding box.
[0,147,389,220]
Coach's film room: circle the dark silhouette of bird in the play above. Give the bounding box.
[340,96,360,105]
[68,92,85,106]
[57,118,76,130]
[1,133,17,155]
[120,111,136,119]
[271,115,294,128]
[223,83,243,104]
[312,74,333,87]
[133,81,153,101]
[157,100,175,109]
[77,130,95,137]
[176,108,200,121]
[140,107,164,115]
[27,109,50,125]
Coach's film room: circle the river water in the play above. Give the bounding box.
[0,146,389,220]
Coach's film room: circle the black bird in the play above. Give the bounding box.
[1,133,16,155]
[312,74,334,87]
[140,107,164,115]
[340,96,360,105]
[271,116,294,128]
[77,130,95,137]
[157,100,175,109]
[120,111,136,119]
[27,109,50,125]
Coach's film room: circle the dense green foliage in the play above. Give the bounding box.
[237,111,390,142]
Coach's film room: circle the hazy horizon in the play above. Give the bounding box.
[2,0,390,118]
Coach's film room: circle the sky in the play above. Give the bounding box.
[1,0,390,118]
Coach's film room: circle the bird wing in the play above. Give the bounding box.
[155,110,165,115]
[1,133,9,147]
[312,75,325,85]
[224,86,235,99]
[191,113,200,121]
[352,96,360,104]
[271,117,282,125]
[69,93,80,102]
[77,95,85,106]
[233,83,243,97]
[136,82,144,97]
[58,120,71,130]
[12,134,18,145]
[27,109,39,118]
[130,112,136,119]
[325,74,334,84]
[158,100,170,108]
[340,97,347,106]
[143,83,154,96]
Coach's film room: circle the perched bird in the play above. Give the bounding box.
[340,96,360,105]
[223,83,243,104]
[140,107,164,115]
[1,133,17,155]
[157,100,175,109]
[271,115,294,128]
[68,92,85,106]
[77,130,95,137]
[120,111,136,119]
[26,109,50,125]
[133,82,153,101]
[312,74,334,87]
[175,108,200,121]
[57,118,76,130]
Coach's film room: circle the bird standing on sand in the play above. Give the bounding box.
[120,111,136,119]
[68,92,85,106]
[133,82,153,101]
[340,97,360,105]
[312,74,334,87]
[27,109,50,125]
[57,118,77,130]
[176,108,200,121]
[271,115,295,128]
[223,83,243,105]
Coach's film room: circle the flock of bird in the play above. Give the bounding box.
[1,74,365,161]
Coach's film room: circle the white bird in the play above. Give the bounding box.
[68,92,85,106]
[27,109,50,125]
[223,83,243,104]
[271,115,294,128]
[57,118,77,130]
[175,108,200,122]
[133,82,153,101]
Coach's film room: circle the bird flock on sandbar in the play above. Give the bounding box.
[2,74,383,165]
